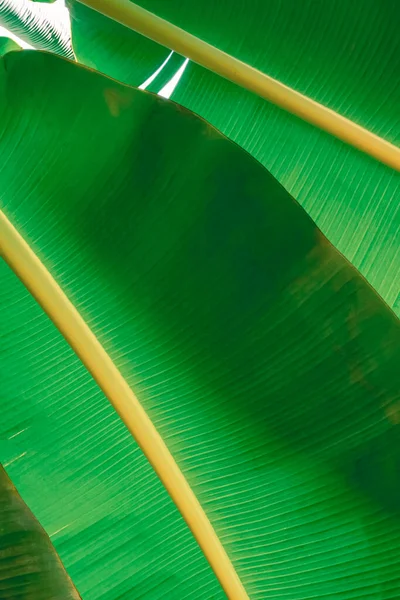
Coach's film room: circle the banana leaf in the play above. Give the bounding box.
[0,49,399,599]
[0,0,73,57]
[0,35,20,53]
[65,0,400,311]
[67,0,168,86]
[0,464,81,598]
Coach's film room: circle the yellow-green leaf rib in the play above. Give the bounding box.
[76,0,400,171]
[1,49,399,599]
[0,208,249,600]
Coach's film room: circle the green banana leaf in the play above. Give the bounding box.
[67,0,167,86]
[1,49,399,599]
[0,464,81,598]
[65,0,400,312]
[0,0,73,57]
[2,3,399,307]
[0,35,20,54]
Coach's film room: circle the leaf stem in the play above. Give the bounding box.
[0,209,249,600]
[77,0,400,171]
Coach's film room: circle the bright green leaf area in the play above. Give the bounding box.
[0,465,80,598]
[0,51,399,599]
[133,0,400,138]
[0,36,21,55]
[67,0,400,312]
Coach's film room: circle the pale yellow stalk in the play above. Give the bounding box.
[77,0,400,171]
[0,209,249,600]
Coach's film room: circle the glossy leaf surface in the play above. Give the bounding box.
[0,50,399,599]
[66,0,400,311]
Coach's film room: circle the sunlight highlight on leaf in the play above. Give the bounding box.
[139,50,173,90]
[158,57,189,99]
[0,0,72,56]
[0,24,32,48]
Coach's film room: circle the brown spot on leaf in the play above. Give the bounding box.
[103,87,133,117]
[384,401,400,425]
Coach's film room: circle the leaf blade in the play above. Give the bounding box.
[0,0,73,57]
[0,206,249,600]
[0,50,399,599]
[0,464,81,599]
[64,0,400,311]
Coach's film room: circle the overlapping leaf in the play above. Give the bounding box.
[66,0,400,311]
[0,50,399,599]
[0,0,73,56]
[0,464,81,598]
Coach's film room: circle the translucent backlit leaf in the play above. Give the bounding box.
[0,50,399,599]
[0,0,73,57]
[63,1,400,311]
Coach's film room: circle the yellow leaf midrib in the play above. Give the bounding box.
[77,0,400,171]
[0,208,249,600]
